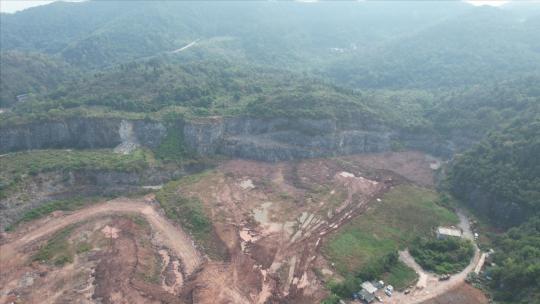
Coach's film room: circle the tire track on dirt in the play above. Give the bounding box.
[0,195,203,277]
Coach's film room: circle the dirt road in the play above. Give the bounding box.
[389,212,481,304]
[0,196,203,276]
[171,39,199,53]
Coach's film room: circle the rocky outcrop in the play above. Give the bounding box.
[0,161,210,229]
[1,115,462,160]
[0,118,166,153]
[182,117,459,161]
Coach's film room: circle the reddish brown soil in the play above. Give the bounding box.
[0,151,442,304]
[344,151,439,187]
[420,283,489,304]
[0,198,198,304]
[182,155,414,303]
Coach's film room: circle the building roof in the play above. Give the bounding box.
[437,226,462,237]
[361,281,378,294]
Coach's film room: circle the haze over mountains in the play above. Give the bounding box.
[2,1,539,87]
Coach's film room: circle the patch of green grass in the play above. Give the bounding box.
[175,170,212,186]
[1,149,150,177]
[156,180,211,234]
[75,242,93,254]
[130,214,150,228]
[8,196,103,230]
[33,226,75,266]
[321,185,456,301]
[381,261,418,291]
[323,185,458,276]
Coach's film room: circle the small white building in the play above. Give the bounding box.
[436,226,462,239]
[361,281,378,294]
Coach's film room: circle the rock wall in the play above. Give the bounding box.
[0,118,166,153]
[1,116,461,160]
[182,117,459,161]
[0,162,209,229]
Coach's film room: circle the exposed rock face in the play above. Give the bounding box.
[0,118,166,153]
[1,116,462,160]
[0,162,209,229]
[182,117,459,161]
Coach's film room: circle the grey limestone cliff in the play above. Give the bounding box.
[0,118,166,153]
[1,116,461,160]
[182,117,458,161]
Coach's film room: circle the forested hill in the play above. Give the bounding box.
[1,59,383,126]
[447,117,540,304]
[0,51,76,106]
[0,1,472,67]
[1,1,539,111]
[449,117,540,227]
[325,8,540,89]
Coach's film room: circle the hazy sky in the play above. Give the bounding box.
[1,0,54,13]
[0,0,511,14]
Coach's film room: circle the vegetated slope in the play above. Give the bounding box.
[448,118,540,227]
[3,58,382,126]
[448,118,540,304]
[0,51,74,107]
[0,149,151,197]
[0,1,472,68]
[325,8,540,89]
[488,217,540,304]
[428,76,540,140]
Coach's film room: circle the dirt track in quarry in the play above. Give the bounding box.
[0,195,202,304]
[1,195,202,276]
[179,152,438,303]
[0,151,484,304]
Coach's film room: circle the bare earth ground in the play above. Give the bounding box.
[0,195,202,304]
[419,283,489,304]
[0,151,487,303]
[178,152,437,303]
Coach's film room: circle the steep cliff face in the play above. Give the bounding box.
[0,118,166,153]
[182,117,459,161]
[1,116,461,160]
[0,162,210,229]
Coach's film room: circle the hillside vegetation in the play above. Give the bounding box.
[447,118,540,303]
[488,217,540,303]
[448,119,540,227]
[410,237,474,274]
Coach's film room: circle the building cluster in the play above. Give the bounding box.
[352,280,393,303]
